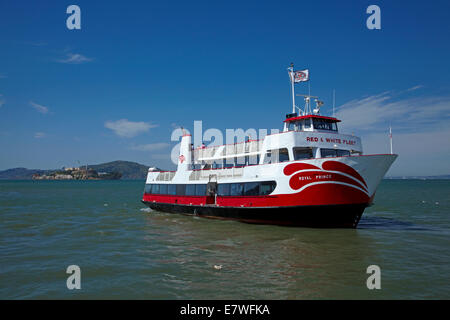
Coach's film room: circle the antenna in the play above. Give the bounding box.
[296,94,318,115]
[333,89,336,117]
[389,125,393,154]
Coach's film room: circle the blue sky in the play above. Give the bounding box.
[0,0,449,175]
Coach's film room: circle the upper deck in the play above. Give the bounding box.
[150,72,364,181]
[192,129,362,166]
[191,101,362,167]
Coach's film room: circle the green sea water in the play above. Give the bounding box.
[0,179,449,299]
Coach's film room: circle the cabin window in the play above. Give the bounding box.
[244,182,259,196]
[144,184,152,194]
[160,184,168,195]
[230,183,244,196]
[263,151,272,164]
[248,155,260,165]
[153,184,160,194]
[176,184,186,196]
[195,184,207,196]
[278,148,290,162]
[202,163,211,170]
[236,157,246,166]
[293,147,314,160]
[168,184,177,195]
[313,118,337,131]
[259,181,277,195]
[217,181,276,196]
[212,161,223,169]
[337,149,350,157]
[224,158,234,168]
[217,183,230,196]
[321,148,337,158]
[264,148,290,164]
[321,148,350,158]
[186,184,196,196]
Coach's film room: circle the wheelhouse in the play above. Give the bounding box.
[284,114,340,132]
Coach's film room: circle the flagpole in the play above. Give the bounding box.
[289,63,296,114]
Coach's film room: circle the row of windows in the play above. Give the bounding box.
[144,181,277,197]
[144,183,207,196]
[217,181,276,196]
[287,119,338,132]
[263,148,290,164]
[192,155,260,170]
[321,148,350,158]
[191,147,352,170]
[263,147,350,163]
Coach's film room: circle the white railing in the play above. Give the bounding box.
[155,171,176,181]
[189,167,244,181]
[193,140,264,163]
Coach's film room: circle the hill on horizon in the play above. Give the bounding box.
[0,160,160,180]
[87,161,158,180]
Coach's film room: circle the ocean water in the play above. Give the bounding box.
[0,179,449,299]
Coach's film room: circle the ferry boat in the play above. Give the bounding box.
[142,66,397,228]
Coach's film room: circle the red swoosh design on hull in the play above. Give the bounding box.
[289,170,368,192]
[283,163,320,176]
[284,161,369,197]
[321,161,367,188]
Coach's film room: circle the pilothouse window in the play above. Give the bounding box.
[313,118,337,131]
[303,119,311,129]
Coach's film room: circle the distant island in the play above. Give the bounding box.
[32,167,122,180]
[0,160,162,180]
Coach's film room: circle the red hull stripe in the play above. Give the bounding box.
[142,183,369,207]
[142,194,207,206]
